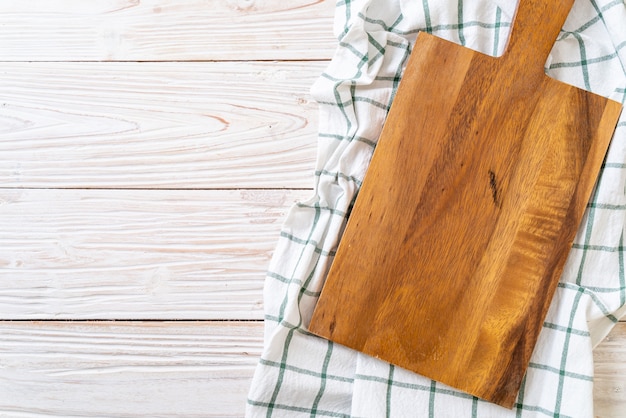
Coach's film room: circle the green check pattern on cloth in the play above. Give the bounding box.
[247,0,626,416]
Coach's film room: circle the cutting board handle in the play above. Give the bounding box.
[505,0,575,69]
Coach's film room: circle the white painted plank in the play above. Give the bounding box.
[0,61,322,189]
[0,0,336,61]
[0,189,311,319]
[0,321,263,417]
[0,321,622,417]
[594,321,626,418]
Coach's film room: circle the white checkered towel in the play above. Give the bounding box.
[247,0,626,416]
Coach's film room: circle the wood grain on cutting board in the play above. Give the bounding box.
[309,0,622,407]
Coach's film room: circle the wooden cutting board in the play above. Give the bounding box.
[308,0,623,408]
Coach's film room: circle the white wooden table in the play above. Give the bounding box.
[0,1,623,416]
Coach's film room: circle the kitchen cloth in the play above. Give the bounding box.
[247,0,626,416]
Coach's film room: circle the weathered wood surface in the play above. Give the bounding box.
[309,0,622,407]
[0,321,264,417]
[0,321,622,417]
[0,0,336,61]
[0,188,310,320]
[594,321,626,417]
[0,61,321,189]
